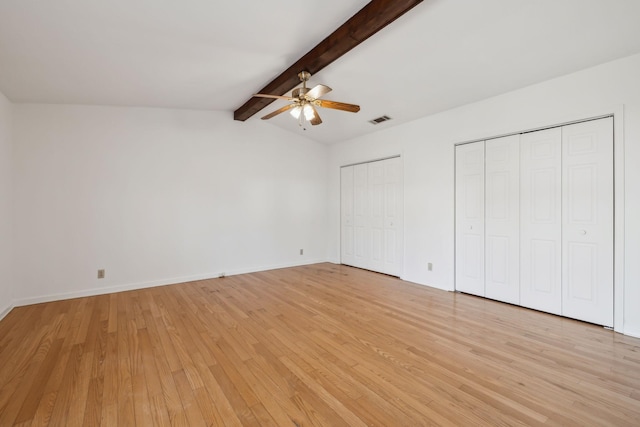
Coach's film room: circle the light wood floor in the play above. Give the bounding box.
[1,263,639,426]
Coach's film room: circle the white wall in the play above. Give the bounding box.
[12,105,328,304]
[328,53,640,337]
[0,91,12,317]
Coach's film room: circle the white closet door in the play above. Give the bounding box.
[368,160,386,273]
[485,135,520,304]
[353,163,369,269]
[341,158,403,277]
[562,117,614,327]
[455,142,485,296]
[340,166,355,266]
[383,157,403,276]
[520,128,562,315]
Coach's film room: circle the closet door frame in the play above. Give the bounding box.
[454,108,625,334]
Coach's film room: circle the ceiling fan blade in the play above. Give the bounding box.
[254,93,294,101]
[305,84,332,100]
[316,99,360,113]
[309,105,322,126]
[261,104,295,120]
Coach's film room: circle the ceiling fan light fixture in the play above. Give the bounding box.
[303,104,314,121]
[289,103,315,122]
[290,106,302,119]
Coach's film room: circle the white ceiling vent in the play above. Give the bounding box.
[369,115,392,125]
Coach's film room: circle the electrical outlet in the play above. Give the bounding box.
[97,269,105,279]
[300,249,304,255]
[427,263,433,271]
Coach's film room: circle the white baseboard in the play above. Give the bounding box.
[12,258,327,308]
[219,258,327,278]
[623,328,640,339]
[0,302,14,322]
[409,281,454,292]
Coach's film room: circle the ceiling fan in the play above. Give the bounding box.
[253,71,360,126]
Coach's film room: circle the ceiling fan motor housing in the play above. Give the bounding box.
[292,87,310,98]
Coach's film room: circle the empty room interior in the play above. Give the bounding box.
[2,0,640,425]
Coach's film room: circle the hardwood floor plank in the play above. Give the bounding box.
[247,402,278,427]
[138,334,172,427]
[65,348,95,427]
[0,312,61,412]
[203,337,261,408]
[132,372,153,426]
[149,393,171,427]
[279,355,366,427]
[99,332,118,426]
[13,337,64,424]
[0,322,65,425]
[190,351,242,426]
[149,294,183,373]
[29,390,58,427]
[1,263,640,426]
[107,294,118,334]
[116,301,136,426]
[82,377,104,427]
[173,368,207,426]
[45,343,84,426]
[138,303,187,426]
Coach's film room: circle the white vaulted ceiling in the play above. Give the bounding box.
[1,0,640,144]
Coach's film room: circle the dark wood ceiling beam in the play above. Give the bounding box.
[233,0,423,121]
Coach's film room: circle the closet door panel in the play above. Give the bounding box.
[368,161,385,273]
[562,117,613,327]
[455,142,485,296]
[383,157,403,276]
[340,166,355,266]
[353,163,369,269]
[485,135,520,304]
[520,128,562,315]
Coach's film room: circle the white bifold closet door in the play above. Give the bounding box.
[455,142,485,296]
[561,117,613,326]
[455,117,613,327]
[457,135,520,303]
[485,135,520,304]
[341,157,403,277]
[520,127,563,315]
